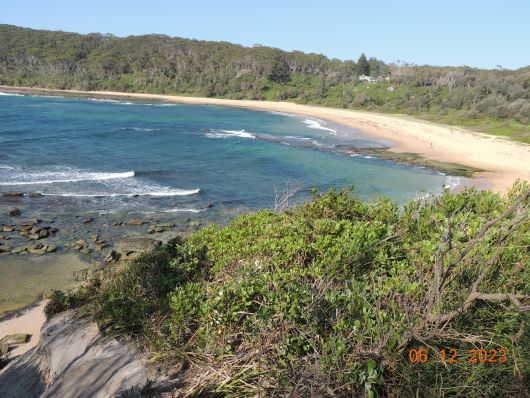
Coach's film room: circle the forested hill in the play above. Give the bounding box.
[1,24,529,142]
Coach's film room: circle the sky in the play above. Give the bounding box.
[2,0,529,70]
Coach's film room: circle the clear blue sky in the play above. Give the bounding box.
[3,0,529,69]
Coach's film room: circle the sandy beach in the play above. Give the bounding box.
[0,300,47,357]
[1,86,529,192]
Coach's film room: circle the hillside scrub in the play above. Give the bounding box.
[1,25,529,142]
[49,183,529,397]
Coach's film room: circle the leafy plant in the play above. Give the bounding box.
[78,183,529,397]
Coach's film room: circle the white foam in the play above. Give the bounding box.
[0,171,135,186]
[29,95,65,99]
[284,136,311,140]
[302,119,337,134]
[206,129,255,139]
[44,188,200,198]
[89,98,134,105]
[132,127,156,132]
[268,111,297,117]
[164,207,203,213]
[444,176,462,190]
[0,92,23,96]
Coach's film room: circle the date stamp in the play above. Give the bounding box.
[408,347,508,364]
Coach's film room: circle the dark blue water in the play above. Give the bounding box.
[0,92,454,218]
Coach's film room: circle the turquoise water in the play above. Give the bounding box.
[0,92,452,217]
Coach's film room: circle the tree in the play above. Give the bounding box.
[356,53,370,76]
[268,54,291,84]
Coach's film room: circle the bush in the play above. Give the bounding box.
[84,184,530,397]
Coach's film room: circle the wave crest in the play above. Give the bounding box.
[302,119,337,134]
[206,129,255,139]
[0,171,135,186]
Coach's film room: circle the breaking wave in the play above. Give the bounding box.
[205,129,256,139]
[302,119,337,134]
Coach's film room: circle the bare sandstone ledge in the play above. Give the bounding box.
[0,311,148,398]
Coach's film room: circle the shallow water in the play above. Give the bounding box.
[0,253,88,315]
[0,93,452,218]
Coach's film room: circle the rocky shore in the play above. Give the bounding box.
[0,190,204,260]
[0,311,151,397]
[0,190,198,396]
[0,188,210,326]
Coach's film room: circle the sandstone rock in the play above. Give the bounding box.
[147,223,175,234]
[80,248,93,255]
[2,191,24,197]
[0,311,148,397]
[74,240,87,249]
[125,219,145,226]
[11,246,28,254]
[27,246,46,255]
[0,334,30,347]
[44,244,57,253]
[0,244,11,253]
[114,237,161,259]
[17,225,33,233]
[104,250,121,263]
[9,208,21,217]
[2,225,15,232]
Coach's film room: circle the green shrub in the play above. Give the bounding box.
[85,184,529,397]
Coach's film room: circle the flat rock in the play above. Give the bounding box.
[74,240,87,248]
[2,226,14,232]
[2,192,24,197]
[44,244,57,253]
[28,192,43,198]
[147,223,175,234]
[27,248,46,255]
[0,311,148,398]
[114,237,161,258]
[125,219,145,226]
[0,334,30,355]
[8,208,21,217]
[17,225,33,233]
[11,246,28,254]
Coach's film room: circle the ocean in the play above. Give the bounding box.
[0,92,453,220]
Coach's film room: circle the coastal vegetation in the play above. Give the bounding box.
[47,183,530,397]
[1,24,529,142]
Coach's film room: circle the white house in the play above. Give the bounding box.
[358,75,376,83]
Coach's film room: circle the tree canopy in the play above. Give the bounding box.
[1,24,529,142]
[357,53,370,75]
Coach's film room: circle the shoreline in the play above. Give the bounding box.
[1,85,529,192]
[0,300,48,357]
